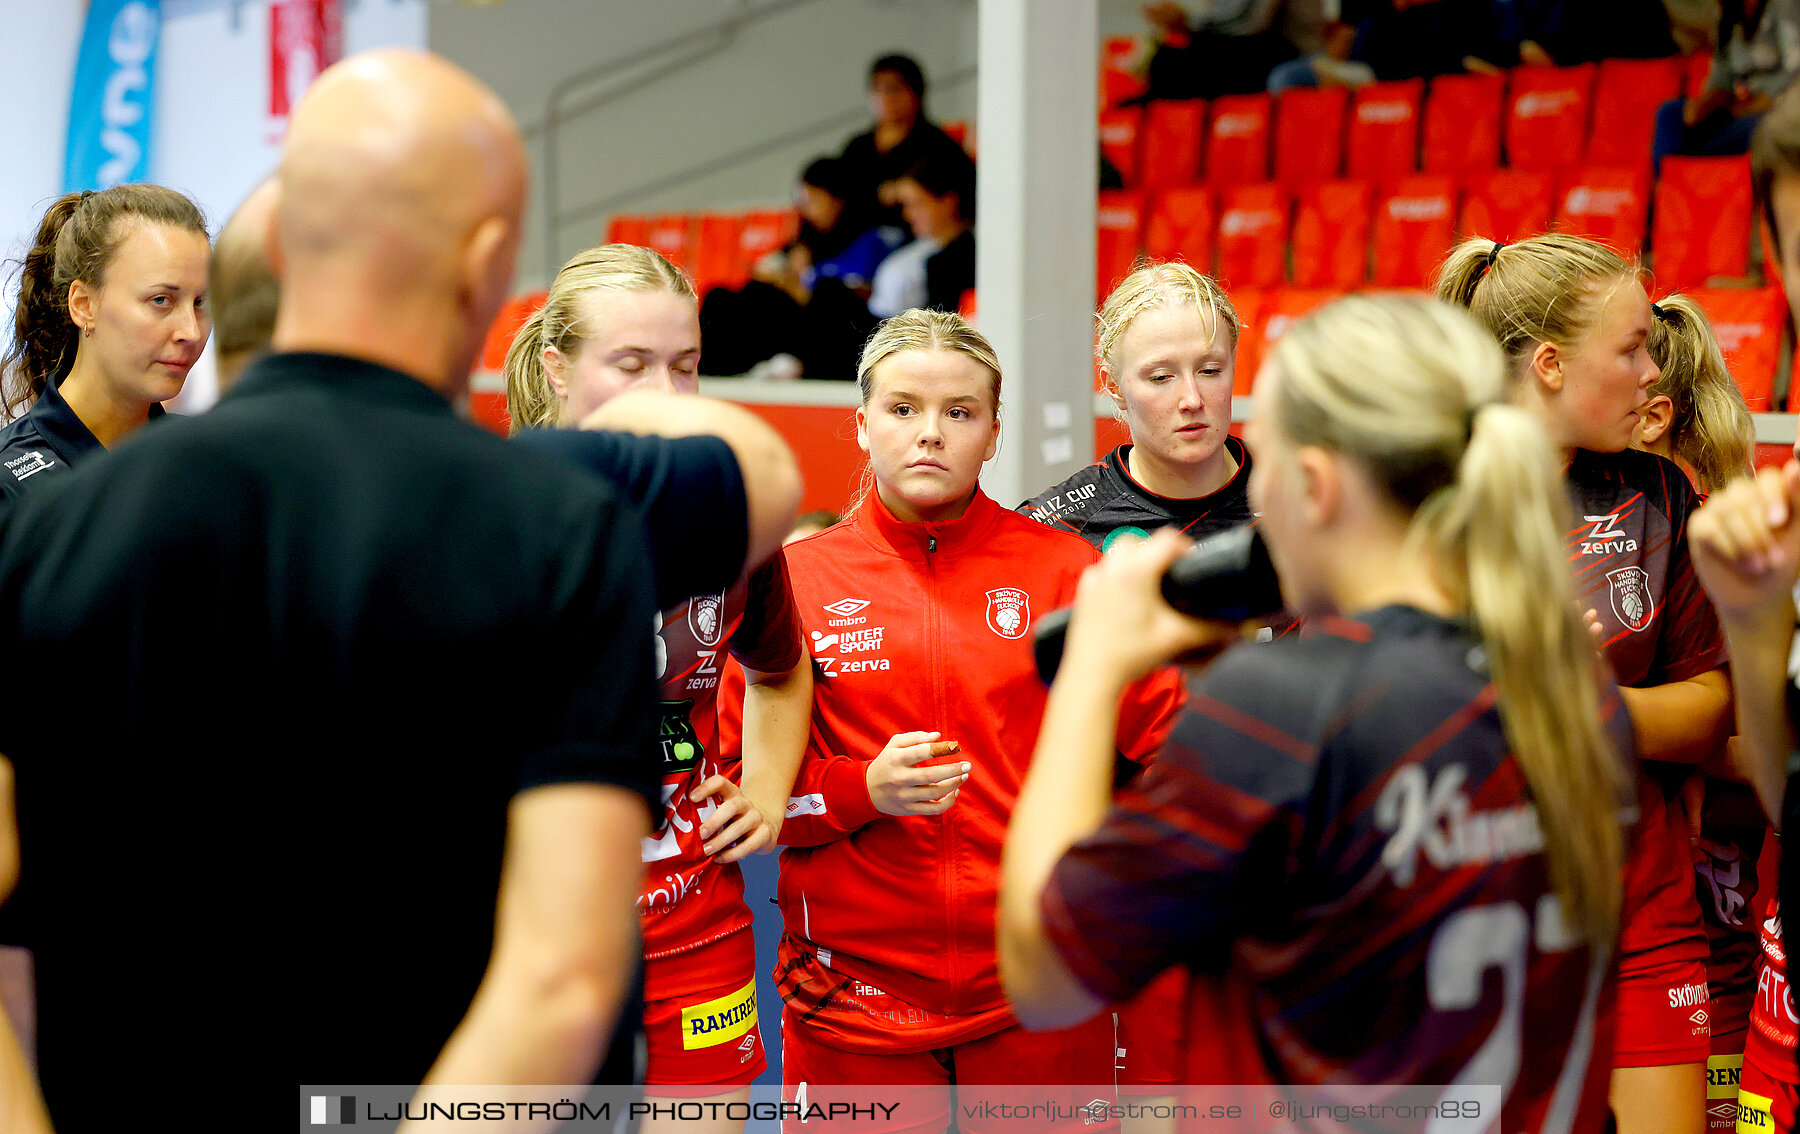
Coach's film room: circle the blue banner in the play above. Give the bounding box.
[63,0,161,192]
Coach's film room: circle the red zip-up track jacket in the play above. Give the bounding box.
[771,489,1184,1022]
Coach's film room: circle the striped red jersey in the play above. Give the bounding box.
[1564,448,1723,965]
[1042,606,1632,1133]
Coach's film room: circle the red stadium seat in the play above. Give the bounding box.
[1141,99,1208,190]
[645,213,693,268]
[1346,80,1423,184]
[1206,94,1273,186]
[1143,187,1216,272]
[1373,175,1458,288]
[1100,106,1145,188]
[1232,287,1344,394]
[1215,183,1289,289]
[1505,64,1596,171]
[1459,169,1555,244]
[1422,72,1504,175]
[1097,189,1147,297]
[606,214,651,246]
[1554,166,1650,255]
[1226,287,1266,393]
[738,209,798,268]
[1273,86,1347,187]
[1102,35,1149,109]
[688,213,749,294]
[1652,156,1753,290]
[1290,179,1372,289]
[1686,287,1786,411]
[1587,57,1684,170]
[479,291,550,374]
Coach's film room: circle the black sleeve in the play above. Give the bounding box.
[518,489,661,814]
[514,429,749,609]
[924,233,976,315]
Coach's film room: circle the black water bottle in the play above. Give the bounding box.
[1033,525,1284,683]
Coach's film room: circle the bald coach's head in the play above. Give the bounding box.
[270,49,527,396]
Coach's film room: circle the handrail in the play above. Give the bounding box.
[556,63,978,231]
[540,0,831,273]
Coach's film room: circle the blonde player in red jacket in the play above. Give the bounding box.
[752,308,1181,1132]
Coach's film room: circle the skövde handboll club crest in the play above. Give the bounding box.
[688,592,726,647]
[1606,566,1654,633]
[986,588,1030,640]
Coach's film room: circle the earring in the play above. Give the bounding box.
[82,324,92,338]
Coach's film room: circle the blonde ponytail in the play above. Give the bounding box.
[1647,295,1754,494]
[1435,234,1636,381]
[1270,295,1628,946]
[1424,403,1627,944]
[503,304,558,435]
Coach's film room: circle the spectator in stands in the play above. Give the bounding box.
[1295,0,1674,89]
[698,158,895,380]
[789,156,908,295]
[1324,0,1514,82]
[1654,0,1800,172]
[1265,19,1376,91]
[837,54,969,234]
[1140,0,1329,99]
[1489,0,1676,66]
[867,148,976,320]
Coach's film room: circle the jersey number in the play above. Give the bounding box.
[1424,896,1603,1134]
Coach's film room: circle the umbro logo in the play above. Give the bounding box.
[1690,1009,1708,1026]
[822,599,870,617]
[1708,1103,1737,1120]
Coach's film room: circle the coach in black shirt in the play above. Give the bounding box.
[0,51,666,1131]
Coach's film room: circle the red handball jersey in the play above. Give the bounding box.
[1565,449,1723,965]
[762,489,1183,1050]
[1042,607,1633,1133]
[641,555,803,1000]
[1747,831,1798,1085]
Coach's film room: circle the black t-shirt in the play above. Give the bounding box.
[1018,438,1257,552]
[0,352,661,1123]
[837,118,970,231]
[513,427,749,610]
[0,377,166,504]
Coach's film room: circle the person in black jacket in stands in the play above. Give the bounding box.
[837,54,969,234]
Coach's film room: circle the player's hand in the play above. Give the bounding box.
[1064,527,1238,683]
[1690,462,1800,617]
[867,731,968,817]
[692,775,772,864]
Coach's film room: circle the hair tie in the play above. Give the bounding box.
[78,189,94,204]
[1478,241,1505,278]
[1651,301,1669,322]
[1464,403,1482,443]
